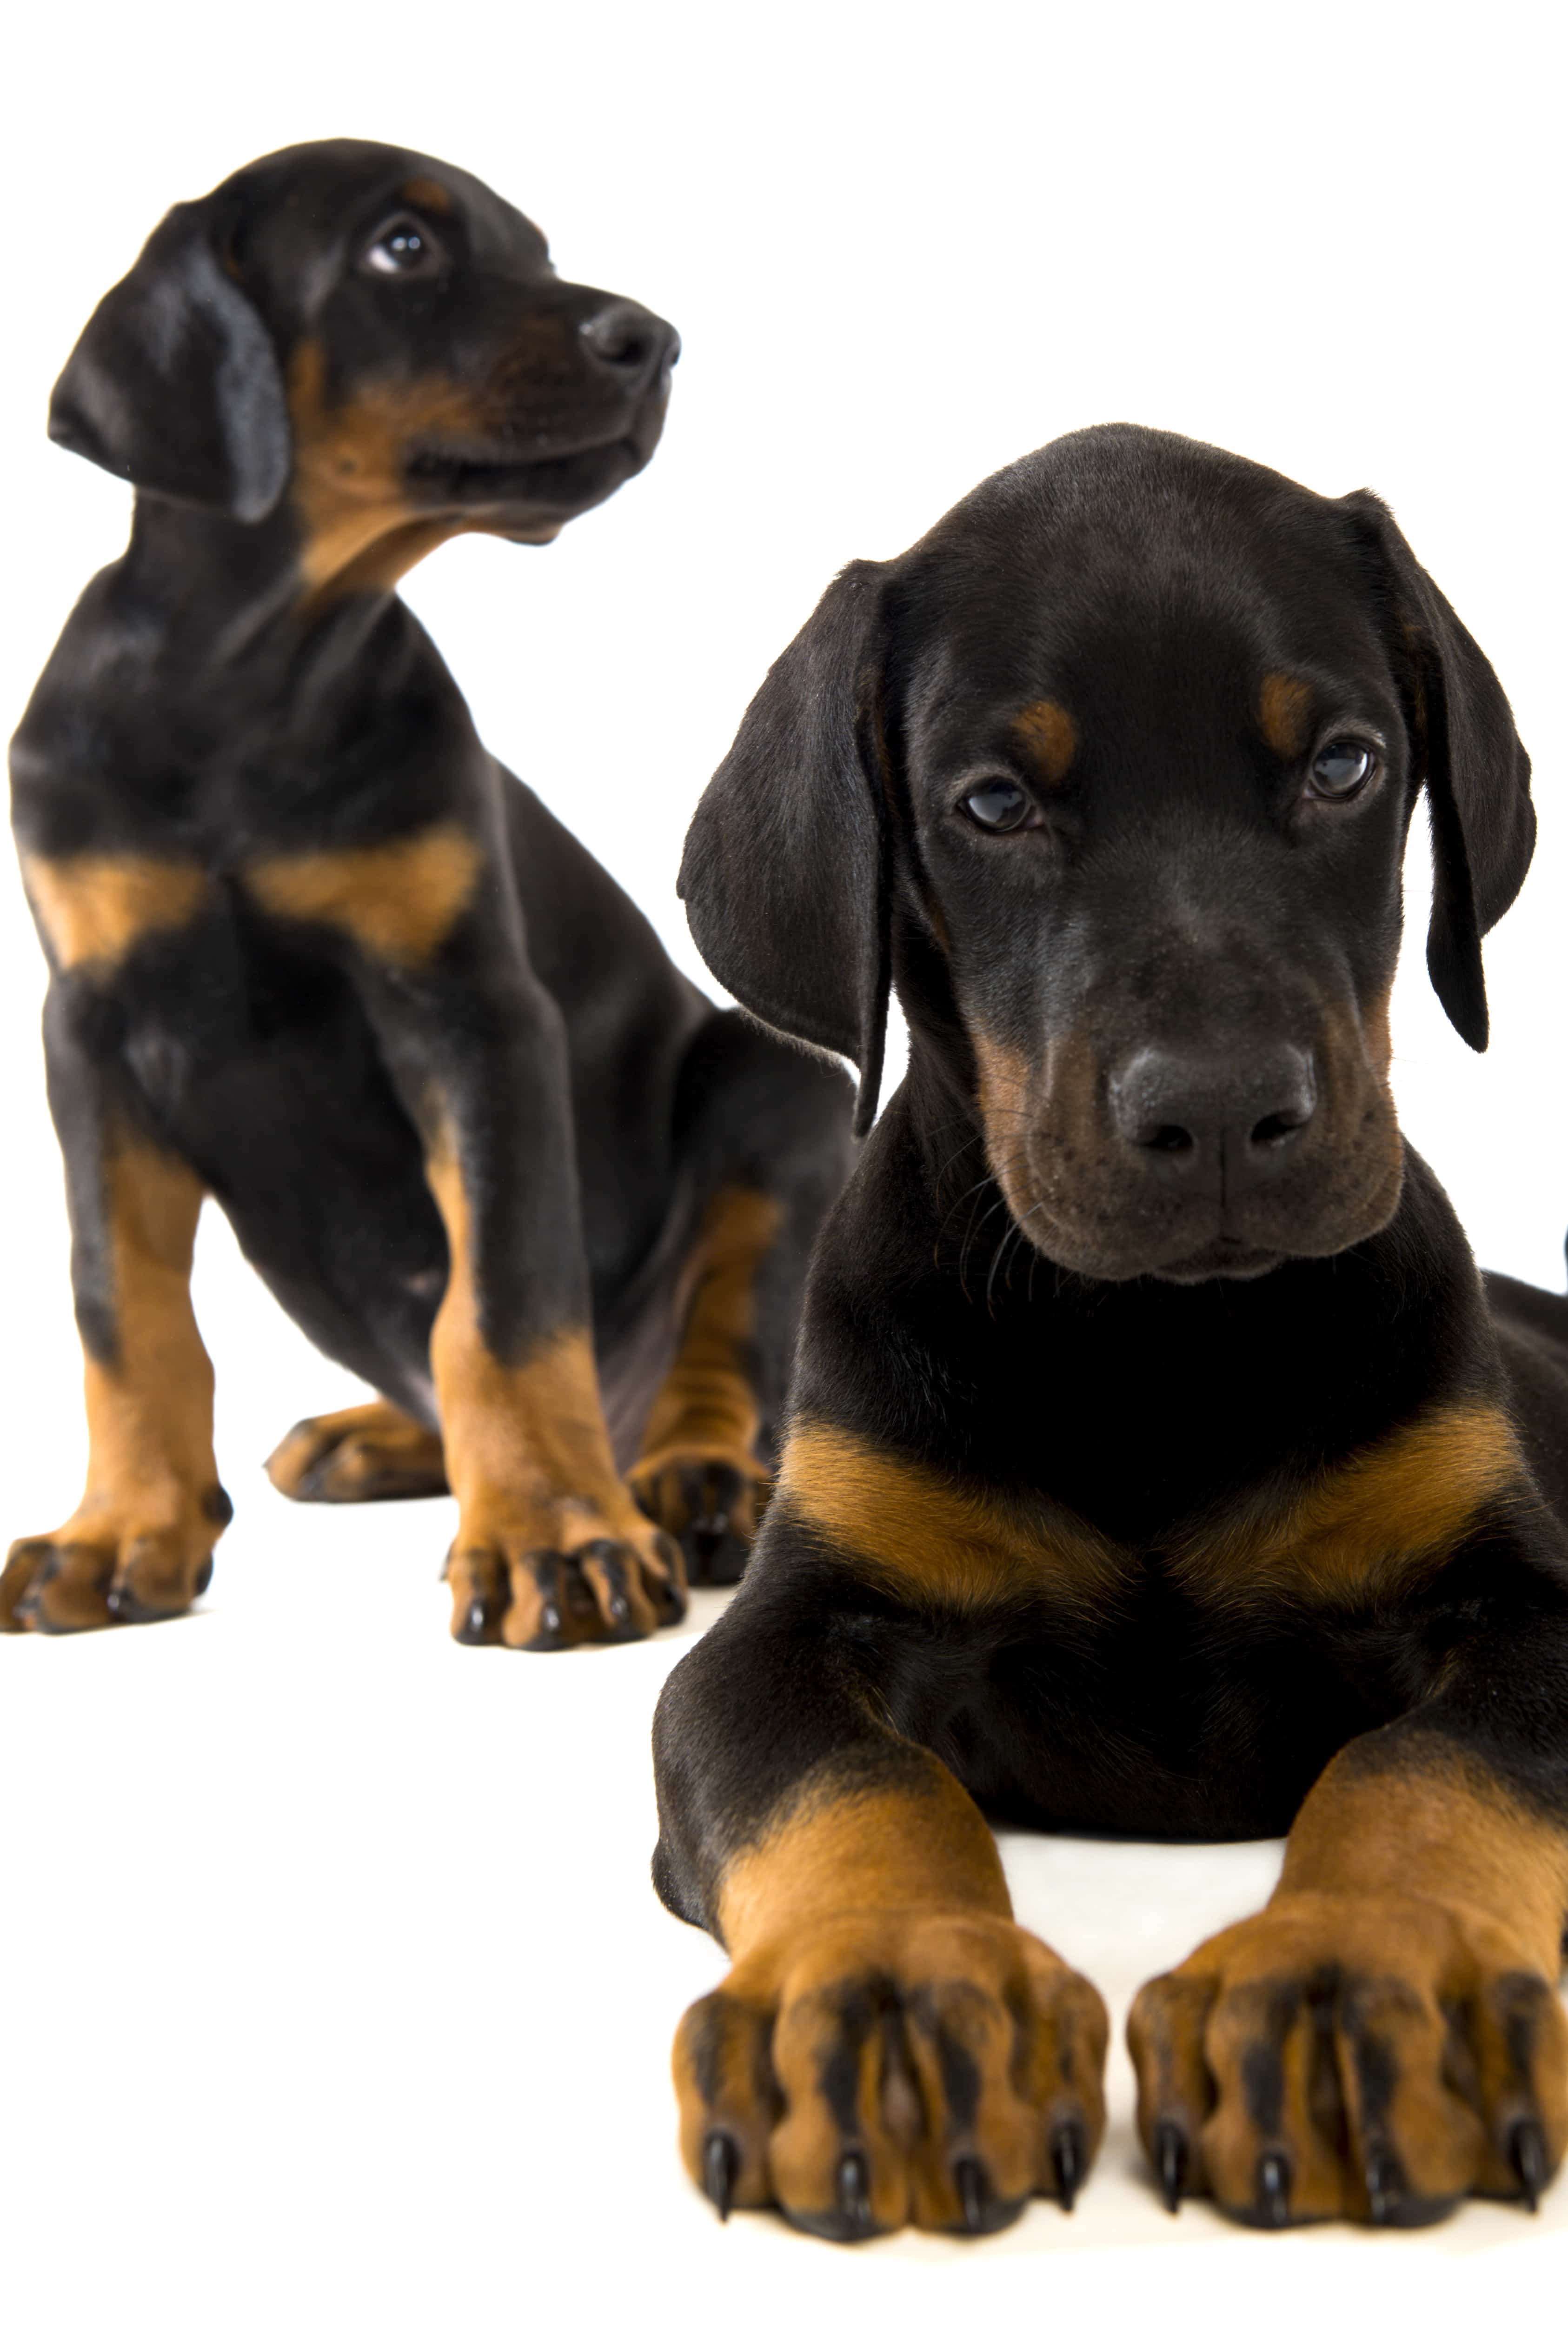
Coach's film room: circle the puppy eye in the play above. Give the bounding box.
[1309,740,1375,800]
[961,778,1034,832]
[360,214,444,279]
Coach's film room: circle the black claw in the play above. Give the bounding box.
[836,2149,873,2230]
[1154,2119,1188,2215]
[1509,2118,1548,2214]
[1256,2149,1291,2228]
[1050,2118,1086,2213]
[703,2129,739,2222]
[1365,2148,1405,2226]
[454,1597,491,1645]
[953,2155,988,2234]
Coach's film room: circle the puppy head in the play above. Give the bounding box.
[49,139,678,592]
[680,426,1533,1284]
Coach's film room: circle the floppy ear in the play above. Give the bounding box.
[1341,491,1534,1051]
[49,200,290,523]
[679,559,892,1134]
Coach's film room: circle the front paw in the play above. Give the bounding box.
[674,1910,1107,2237]
[445,1492,687,1650]
[1128,1893,1568,2226]
[1,1488,231,1634]
[629,1449,768,1586]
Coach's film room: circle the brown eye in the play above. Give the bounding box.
[962,778,1034,832]
[1309,740,1375,799]
[360,213,444,279]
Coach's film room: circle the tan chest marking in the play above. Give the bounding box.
[777,1419,1126,1611]
[244,826,483,965]
[1170,1401,1523,1610]
[22,853,209,972]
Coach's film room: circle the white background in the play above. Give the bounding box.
[3,2,1565,2341]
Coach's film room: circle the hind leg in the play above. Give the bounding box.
[631,1013,853,1585]
[265,1400,448,1504]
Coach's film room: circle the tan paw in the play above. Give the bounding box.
[630,1447,768,1587]
[266,1400,448,1503]
[446,1491,687,1650]
[1,1485,232,1634]
[1128,1891,1568,2226]
[674,1908,1107,2237]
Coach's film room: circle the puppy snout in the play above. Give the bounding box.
[1110,1043,1316,1195]
[578,300,680,389]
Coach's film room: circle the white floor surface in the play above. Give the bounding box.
[6,1463,1566,2349]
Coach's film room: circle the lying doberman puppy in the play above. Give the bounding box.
[4,139,850,1643]
[655,423,1568,2235]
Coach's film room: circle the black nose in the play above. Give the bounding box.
[578,301,679,389]
[1110,1044,1317,1193]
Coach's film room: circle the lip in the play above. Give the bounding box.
[404,433,644,512]
[1149,1237,1286,1284]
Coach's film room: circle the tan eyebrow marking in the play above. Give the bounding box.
[1011,699,1078,784]
[1260,673,1314,758]
[399,177,454,214]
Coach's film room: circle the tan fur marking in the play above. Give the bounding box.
[634,1186,781,1477]
[2,1141,223,1630]
[289,340,497,602]
[419,1132,679,1641]
[1260,672,1314,758]
[23,854,208,971]
[425,1137,626,1534]
[1280,1744,1568,1979]
[1172,1401,1522,1609]
[1012,698,1078,784]
[1362,981,1394,1078]
[399,176,454,213]
[680,1770,1106,2231]
[717,1772,1014,1960]
[777,1418,1126,1611]
[264,1398,447,1502]
[245,826,482,965]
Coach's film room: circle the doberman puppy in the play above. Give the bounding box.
[3,140,851,1644]
[655,424,1568,2236]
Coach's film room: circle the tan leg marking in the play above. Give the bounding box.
[265,1399,448,1503]
[674,1771,1108,2236]
[2,1143,226,1633]
[630,1186,780,1581]
[775,1418,1126,1612]
[1260,672,1314,758]
[1129,1749,1568,2224]
[21,854,209,971]
[1170,1401,1524,1610]
[244,826,482,966]
[423,1137,683,1648]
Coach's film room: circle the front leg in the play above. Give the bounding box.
[2,993,228,1632]
[1129,1547,1568,2226]
[655,1569,1107,2236]
[352,925,684,1649]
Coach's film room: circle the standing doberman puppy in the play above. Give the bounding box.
[4,140,851,1644]
[656,425,1568,2236]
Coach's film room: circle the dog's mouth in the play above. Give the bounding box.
[405,433,645,517]
[1144,1237,1286,1285]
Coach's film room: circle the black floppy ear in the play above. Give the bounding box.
[49,200,290,523]
[1341,491,1534,1051]
[679,559,892,1135]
